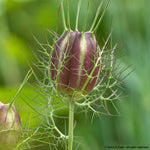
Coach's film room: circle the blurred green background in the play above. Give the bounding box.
[0,0,150,149]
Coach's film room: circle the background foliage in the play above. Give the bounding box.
[0,0,150,149]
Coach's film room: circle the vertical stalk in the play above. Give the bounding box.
[83,0,89,32]
[60,0,67,30]
[89,0,104,32]
[66,0,70,31]
[75,0,81,31]
[93,0,110,32]
[68,100,74,150]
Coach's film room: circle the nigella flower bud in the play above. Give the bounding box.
[0,102,21,150]
[51,30,101,96]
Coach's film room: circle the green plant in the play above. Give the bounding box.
[17,0,129,149]
[0,102,21,150]
[0,70,32,150]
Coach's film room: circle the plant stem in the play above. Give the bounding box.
[60,0,67,30]
[75,0,81,31]
[93,0,110,32]
[10,69,32,107]
[68,100,74,150]
[83,0,89,32]
[66,0,70,31]
[89,0,104,32]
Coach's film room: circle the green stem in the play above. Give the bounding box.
[10,69,32,107]
[66,0,70,31]
[83,0,89,32]
[60,0,67,30]
[68,100,74,150]
[89,0,104,32]
[75,0,81,31]
[93,0,110,32]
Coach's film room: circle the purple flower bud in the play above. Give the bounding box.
[51,30,101,96]
[0,102,21,150]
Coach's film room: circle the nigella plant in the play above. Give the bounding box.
[25,0,129,149]
[0,70,32,150]
[0,102,21,150]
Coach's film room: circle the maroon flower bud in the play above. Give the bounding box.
[50,30,101,96]
[0,102,21,150]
